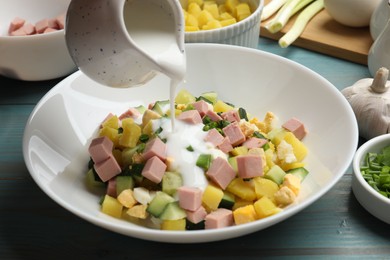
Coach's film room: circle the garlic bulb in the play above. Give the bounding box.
[341,67,390,140]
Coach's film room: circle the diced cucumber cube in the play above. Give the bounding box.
[218,191,235,210]
[152,100,170,116]
[147,191,175,217]
[116,176,134,196]
[200,91,217,104]
[159,202,187,220]
[162,172,183,195]
[86,169,105,188]
[265,165,286,185]
[287,167,309,182]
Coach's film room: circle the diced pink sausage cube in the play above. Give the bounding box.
[204,128,224,147]
[178,186,202,211]
[48,18,59,29]
[236,154,263,178]
[141,156,167,183]
[106,178,117,197]
[206,157,236,189]
[94,155,122,182]
[177,110,203,124]
[35,19,49,33]
[8,17,25,34]
[217,137,233,154]
[22,23,36,35]
[192,100,210,117]
[88,136,114,163]
[142,137,167,161]
[282,117,307,140]
[205,208,234,229]
[242,137,268,149]
[186,206,207,224]
[43,27,58,34]
[221,110,240,123]
[10,28,27,36]
[56,13,66,29]
[205,110,222,122]
[222,122,246,146]
[119,108,141,120]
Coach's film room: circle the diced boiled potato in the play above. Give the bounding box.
[253,177,279,201]
[233,204,257,225]
[227,178,256,201]
[230,146,248,156]
[220,18,237,27]
[197,10,216,27]
[203,20,222,30]
[187,2,202,17]
[225,0,240,13]
[188,0,204,7]
[175,89,196,105]
[213,100,234,113]
[126,204,149,219]
[234,3,251,21]
[102,115,119,129]
[281,161,305,172]
[253,196,282,219]
[186,25,200,31]
[161,218,186,231]
[186,13,199,27]
[99,126,120,147]
[283,132,308,162]
[142,109,161,127]
[232,197,253,210]
[204,3,220,19]
[202,184,224,210]
[119,119,141,148]
[101,195,123,218]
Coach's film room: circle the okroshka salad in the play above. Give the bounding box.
[87,89,309,230]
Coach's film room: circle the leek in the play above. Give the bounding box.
[265,0,316,33]
[265,0,302,33]
[261,0,288,21]
[279,0,324,48]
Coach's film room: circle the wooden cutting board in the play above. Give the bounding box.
[260,0,373,65]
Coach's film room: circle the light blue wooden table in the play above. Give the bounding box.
[1,37,389,259]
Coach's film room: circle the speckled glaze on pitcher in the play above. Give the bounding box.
[65,0,185,88]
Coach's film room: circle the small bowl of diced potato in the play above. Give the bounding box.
[180,0,264,48]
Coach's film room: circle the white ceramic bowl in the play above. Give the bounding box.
[352,134,390,224]
[23,44,358,243]
[181,0,263,48]
[0,0,76,81]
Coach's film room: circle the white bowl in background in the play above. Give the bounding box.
[0,0,76,81]
[352,134,390,224]
[23,43,358,243]
[181,0,264,48]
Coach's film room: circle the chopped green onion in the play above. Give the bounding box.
[196,154,212,170]
[360,146,390,198]
[186,145,194,152]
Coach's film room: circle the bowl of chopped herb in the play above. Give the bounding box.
[352,134,390,224]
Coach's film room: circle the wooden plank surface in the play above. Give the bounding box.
[260,0,373,65]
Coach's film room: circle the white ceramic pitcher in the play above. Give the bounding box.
[368,0,390,77]
[65,0,186,88]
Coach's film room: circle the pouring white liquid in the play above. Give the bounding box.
[124,0,186,130]
[124,1,209,189]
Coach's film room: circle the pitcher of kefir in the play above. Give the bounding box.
[65,0,186,88]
